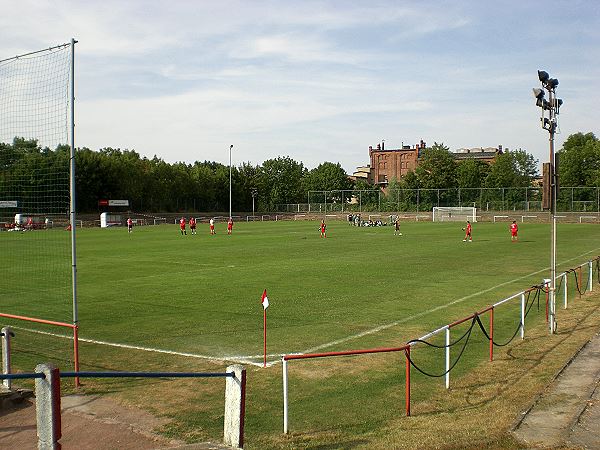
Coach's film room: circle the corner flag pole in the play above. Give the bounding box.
[263,308,267,368]
[261,289,269,368]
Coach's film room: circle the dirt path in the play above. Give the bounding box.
[512,331,600,449]
[0,394,185,449]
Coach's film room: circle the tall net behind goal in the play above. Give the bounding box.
[432,206,477,222]
[0,43,78,371]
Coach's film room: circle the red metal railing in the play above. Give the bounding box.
[0,312,80,387]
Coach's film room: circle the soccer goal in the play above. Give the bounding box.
[432,207,477,222]
[0,41,81,381]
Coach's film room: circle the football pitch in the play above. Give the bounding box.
[3,219,600,368]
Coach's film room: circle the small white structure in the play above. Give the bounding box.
[14,214,46,228]
[100,212,121,228]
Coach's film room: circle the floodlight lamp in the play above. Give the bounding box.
[547,78,559,89]
[533,88,545,99]
[543,118,551,129]
[538,70,549,83]
[556,98,563,107]
[536,98,545,108]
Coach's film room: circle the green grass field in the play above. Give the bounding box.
[4,219,600,361]
[3,219,600,448]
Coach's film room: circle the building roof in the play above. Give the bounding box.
[453,151,499,160]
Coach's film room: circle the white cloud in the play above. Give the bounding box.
[1,0,599,173]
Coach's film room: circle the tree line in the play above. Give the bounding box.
[0,133,598,213]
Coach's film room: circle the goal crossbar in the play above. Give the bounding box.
[433,207,476,222]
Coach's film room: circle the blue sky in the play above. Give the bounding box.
[1,0,598,173]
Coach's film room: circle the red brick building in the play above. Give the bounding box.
[368,140,425,185]
[352,140,503,186]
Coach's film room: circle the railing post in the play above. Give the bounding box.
[405,347,411,417]
[544,278,551,324]
[283,358,289,434]
[224,364,246,448]
[489,308,495,361]
[445,328,450,389]
[35,363,61,450]
[1,326,13,390]
[73,326,80,387]
[589,260,593,292]
[564,273,568,309]
[520,293,525,339]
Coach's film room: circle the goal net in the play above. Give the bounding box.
[0,43,75,330]
[432,206,477,222]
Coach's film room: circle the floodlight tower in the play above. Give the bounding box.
[533,70,563,334]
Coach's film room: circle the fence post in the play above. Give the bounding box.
[564,273,568,309]
[35,363,61,450]
[589,260,594,292]
[1,326,13,390]
[224,364,246,448]
[283,358,289,434]
[543,278,550,323]
[445,328,450,389]
[405,347,411,417]
[489,308,494,361]
[520,293,525,339]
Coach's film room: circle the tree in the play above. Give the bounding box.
[303,162,352,205]
[414,142,457,207]
[236,162,261,211]
[558,132,600,187]
[303,162,351,191]
[456,159,489,189]
[485,149,537,188]
[258,156,306,210]
[414,143,457,189]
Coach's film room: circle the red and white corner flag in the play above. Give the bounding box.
[261,289,269,310]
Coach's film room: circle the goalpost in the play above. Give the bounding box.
[0,40,80,382]
[432,206,477,222]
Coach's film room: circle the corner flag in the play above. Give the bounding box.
[261,289,269,310]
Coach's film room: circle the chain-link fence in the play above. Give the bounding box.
[274,187,600,214]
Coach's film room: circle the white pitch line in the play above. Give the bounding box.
[9,326,267,367]
[297,248,600,356]
[8,249,599,369]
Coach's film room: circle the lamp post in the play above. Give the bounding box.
[533,70,562,334]
[251,188,258,217]
[229,145,233,220]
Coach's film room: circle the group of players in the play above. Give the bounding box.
[125,216,234,235]
[462,220,519,242]
[317,217,520,242]
[178,217,233,236]
[126,214,519,241]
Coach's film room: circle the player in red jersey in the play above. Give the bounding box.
[227,217,233,235]
[209,218,215,235]
[189,217,196,235]
[127,217,133,233]
[320,219,327,238]
[462,221,472,242]
[179,217,187,235]
[510,220,518,242]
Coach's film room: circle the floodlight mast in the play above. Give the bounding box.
[533,70,562,334]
